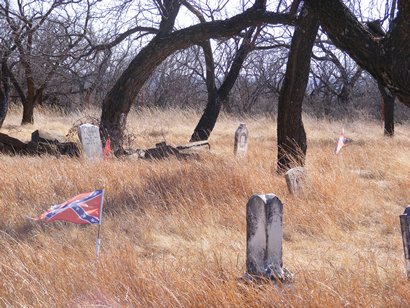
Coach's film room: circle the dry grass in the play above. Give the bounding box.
[1,106,409,307]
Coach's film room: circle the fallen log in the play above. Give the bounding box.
[0,133,27,155]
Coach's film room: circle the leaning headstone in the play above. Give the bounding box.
[400,206,410,279]
[285,167,306,195]
[234,123,248,156]
[246,194,288,282]
[78,124,103,160]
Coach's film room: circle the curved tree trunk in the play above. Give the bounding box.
[99,6,292,151]
[190,42,218,142]
[277,4,319,172]
[190,27,258,142]
[306,0,410,107]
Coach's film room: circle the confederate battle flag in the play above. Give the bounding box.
[35,190,104,224]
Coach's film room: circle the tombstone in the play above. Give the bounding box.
[246,194,287,282]
[78,124,103,160]
[234,123,248,156]
[400,206,410,279]
[285,167,306,195]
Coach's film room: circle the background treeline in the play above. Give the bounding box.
[1,0,409,125]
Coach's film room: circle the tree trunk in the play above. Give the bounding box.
[378,81,395,136]
[190,27,258,142]
[0,89,9,129]
[0,61,10,128]
[190,42,218,142]
[277,4,319,172]
[306,0,410,107]
[100,7,292,151]
[21,99,35,125]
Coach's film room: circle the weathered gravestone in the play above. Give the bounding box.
[246,194,290,283]
[400,206,410,279]
[234,123,248,156]
[78,124,103,160]
[285,167,306,195]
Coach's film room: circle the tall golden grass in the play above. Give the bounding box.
[0,106,409,307]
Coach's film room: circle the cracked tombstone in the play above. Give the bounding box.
[234,123,248,157]
[285,167,306,195]
[78,124,103,161]
[400,206,410,279]
[246,194,291,283]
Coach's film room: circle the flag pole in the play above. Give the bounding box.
[96,189,104,260]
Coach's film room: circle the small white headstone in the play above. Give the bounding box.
[285,167,306,195]
[246,194,284,281]
[234,123,248,156]
[78,124,103,160]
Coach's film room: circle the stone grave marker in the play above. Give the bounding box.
[400,206,410,279]
[246,194,286,282]
[285,167,306,195]
[78,124,103,160]
[234,123,248,156]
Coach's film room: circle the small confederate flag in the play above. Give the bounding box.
[103,137,111,159]
[35,190,104,224]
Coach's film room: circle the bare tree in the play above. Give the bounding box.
[305,0,410,107]
[100,0,293,150]
[277,1,319,171]
[0,0,96,124]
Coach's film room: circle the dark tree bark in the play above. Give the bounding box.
[306,0,410,107]
[190,41,218,142]
[100,4,293,151]
[0,60,10,128]
[190,27,258,142]
[277,4,319,172]
[378,81,395,136]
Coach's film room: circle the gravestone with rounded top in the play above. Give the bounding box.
[246,194,285,281]
[285,167,306,195]
[78,124,103,160]
[234,123,248,156]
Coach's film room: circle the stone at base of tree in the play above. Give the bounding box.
[285,167,306,195]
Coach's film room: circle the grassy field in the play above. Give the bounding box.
[0,107,409,307]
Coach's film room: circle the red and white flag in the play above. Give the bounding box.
[103,138,111,160]
[35,190,104,224]
[335,129,346,154]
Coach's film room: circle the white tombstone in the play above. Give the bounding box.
[78,124,103,160]
[246,194,284,281]
[285,167,306,195]
[234,123,248,156]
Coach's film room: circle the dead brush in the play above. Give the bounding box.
[0,107,409,306]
